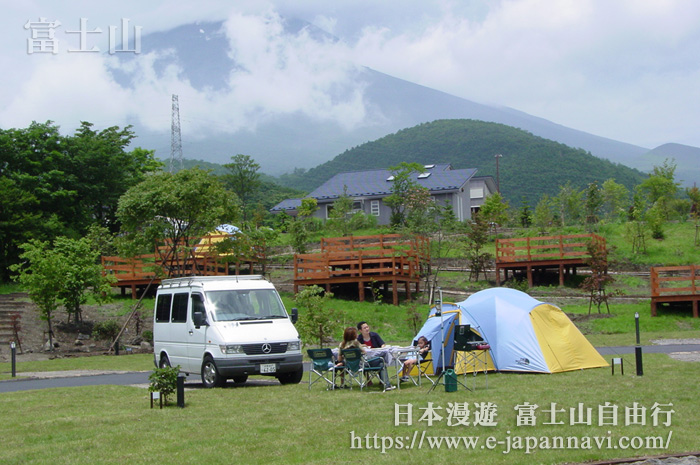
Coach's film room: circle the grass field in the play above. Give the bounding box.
[0,351,696,465]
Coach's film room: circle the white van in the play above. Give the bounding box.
[153,275,303,387]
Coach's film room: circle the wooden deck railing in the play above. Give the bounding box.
[321,234,429,260]
[294,234,429,305]
[101,254,159,281]
[650,265,700,317]
[294,249,422,281]
[496,233,605,263]
[651,265,699,297]
[102,233,264,296]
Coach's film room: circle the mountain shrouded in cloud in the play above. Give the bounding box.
[106,15,654,177]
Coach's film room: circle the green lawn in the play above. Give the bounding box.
[0,352,696,465]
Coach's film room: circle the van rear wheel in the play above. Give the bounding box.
[159,354,171,368]
[201,356,226,388]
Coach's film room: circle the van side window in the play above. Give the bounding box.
[191,293,206,318]
[172,293,188,323]
[155,294,172,322]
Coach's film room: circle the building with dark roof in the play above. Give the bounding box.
[271,164,496,225]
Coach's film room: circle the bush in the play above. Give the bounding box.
[92,320,120,341]
[148,365,180,405]
[142,330,154,344]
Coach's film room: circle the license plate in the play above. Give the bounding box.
[260,363,276,374]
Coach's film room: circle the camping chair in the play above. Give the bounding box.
[417,354,436,387]
[396,346,432,387]
[307,348,341,391]
[341,348,390,391]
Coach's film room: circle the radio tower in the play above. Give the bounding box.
[170,94,183,172]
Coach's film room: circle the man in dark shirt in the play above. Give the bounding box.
[357,321,386,348]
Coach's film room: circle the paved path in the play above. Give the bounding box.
[2,344,699,393]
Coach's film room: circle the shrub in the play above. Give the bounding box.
[142,330,154,344]
[92,320,120,341]
[148,365,180,405]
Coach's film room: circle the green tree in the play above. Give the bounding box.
[584,181,603,228]
[67,122,162,231]
[326,186,354,237]
[10,240,63,348]
[480,192,509,234]
[462,212,492,282]
[533,194,554,234]
[384,162,425,228]
[554,181,583,227]
[294,285,340,348]
[223,154,262,222]
[639,159,679,220]
[117,168,239,275]
[601,179,630,222]
[290,198,318,254]
[0,121,161,280]
[627,188,648,254]
[53,236,114,324]
[10,237,114,345]
[403,185,437,236]
[519,197,533,228]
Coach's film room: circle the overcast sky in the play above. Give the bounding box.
[3,0,700,152]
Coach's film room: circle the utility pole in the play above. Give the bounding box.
[170,94,183,173]
[494,153,503,194]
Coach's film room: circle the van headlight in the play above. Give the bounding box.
[220,344,243,354]
[287,341,300,351]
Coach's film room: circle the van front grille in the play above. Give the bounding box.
[242,342,288,355]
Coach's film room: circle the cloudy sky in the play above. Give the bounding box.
[3,0,700,156]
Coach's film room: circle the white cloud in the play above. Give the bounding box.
[2,0,700,151]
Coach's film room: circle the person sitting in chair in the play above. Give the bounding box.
[338,326,395,391]
[336,327,362,366]
[357,321,386,348]
[400,336,430,382]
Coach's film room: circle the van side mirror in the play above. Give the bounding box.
[193,311,208,328]
[290,307,298,324]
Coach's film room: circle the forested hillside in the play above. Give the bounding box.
[277,119,647,203]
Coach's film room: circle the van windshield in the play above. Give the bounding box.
[205,289,288,322]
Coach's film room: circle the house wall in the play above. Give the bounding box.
[311,184,480,226]
[432,189,472,222]
[314,197,392,225]
[469,178,491,213]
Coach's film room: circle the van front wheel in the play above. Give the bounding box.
[277,368,303,385]
[201,356,226,388]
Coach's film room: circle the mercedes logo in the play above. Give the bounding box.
[261,343,272,354]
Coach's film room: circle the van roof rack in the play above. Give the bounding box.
[160,275,265,288]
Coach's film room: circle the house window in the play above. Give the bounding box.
[352,201,362,213]
[370,200,380,216]
[470,187,484,199]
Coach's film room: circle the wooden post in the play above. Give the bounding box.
[559,264,565,286]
